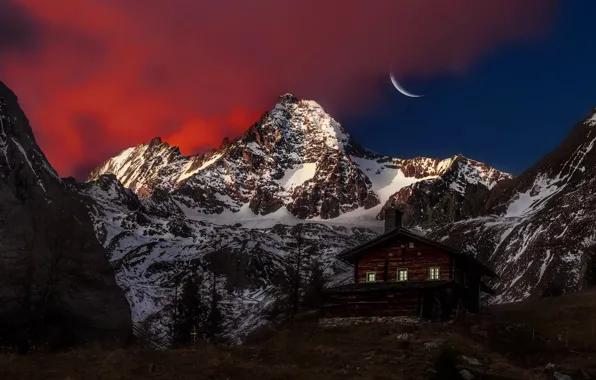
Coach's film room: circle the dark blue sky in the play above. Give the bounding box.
[345,1,596,175]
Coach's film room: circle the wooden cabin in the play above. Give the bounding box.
[321,209,498,321]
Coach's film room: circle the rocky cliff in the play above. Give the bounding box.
[431,109,596,302]
[90,94,510,223]
[0,81,132,350]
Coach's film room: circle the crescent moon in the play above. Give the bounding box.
[390,73,423,98]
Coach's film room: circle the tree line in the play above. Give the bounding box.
[169,264,227,347]
[170,224,330,347]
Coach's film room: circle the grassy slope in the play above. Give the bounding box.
[2,290,596,380]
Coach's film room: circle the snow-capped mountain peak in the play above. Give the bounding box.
[89,136,192,197]
[90,94,511,223]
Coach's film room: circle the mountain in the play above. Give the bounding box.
[90,94,510,223]
[70,173,378,343]
[0,81,132,349]
[5,72,595,347]
[82,94,513,343]
[431,109,596,302]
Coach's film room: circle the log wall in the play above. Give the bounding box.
[355,238,452,283]
[321,290,421,318]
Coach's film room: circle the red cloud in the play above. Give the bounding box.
[1,0,555,178]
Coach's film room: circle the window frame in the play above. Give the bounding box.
[429,267,440,280]
[408,242,415,248]
[365,271,376,283]
[396,268,408,282]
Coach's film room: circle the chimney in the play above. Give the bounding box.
[384,207,402,233]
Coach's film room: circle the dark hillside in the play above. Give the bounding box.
[3,290,596,380]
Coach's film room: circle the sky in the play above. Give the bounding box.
[0,0,592,179]
[346,1,596,175]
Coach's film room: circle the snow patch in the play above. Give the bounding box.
[178,153,223,183]
[0,115,9,167]
[586,111,596,126]
[12,138,46,193]
[278,163,317,189]
[505,175,563,217]
[350,156,435,203]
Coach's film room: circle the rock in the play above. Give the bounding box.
[167,219,193,238]
[460,369,476,380]
[0,81,132,350]
[395,333,410,340]
[423,340,444,349]
[90,94,507,222]
[248,186,284,215]
[379,167,492,229]
[554,372,573,380]
[319,316,419,328]
[460,356,483,366]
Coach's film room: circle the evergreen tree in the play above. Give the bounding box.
[171,273,208,347]
[205,272,224,341]
[302,262,328,310]
[584,245,596,287]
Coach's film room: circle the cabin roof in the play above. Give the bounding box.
[324,280,452,294]
[338,227,498,278]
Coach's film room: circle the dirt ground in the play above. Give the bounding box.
[2,289,596,380]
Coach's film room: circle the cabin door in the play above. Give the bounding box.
[420,292,436,319]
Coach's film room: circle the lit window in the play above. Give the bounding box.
[454,269,461,283]
[397,269,408,282]
[366,272,376,282]
[408,242,415,248]
[429,267,440,280]
[463,274,469,288]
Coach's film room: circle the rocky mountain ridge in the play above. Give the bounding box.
[90,94,511,224]
[6,78,595,345]
[70,173,378,343]
[0,81,132,349]
[432,108,596,302]
[79,94,519,343]
[85,94,596,341]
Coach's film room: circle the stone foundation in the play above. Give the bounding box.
[318,316,420,328]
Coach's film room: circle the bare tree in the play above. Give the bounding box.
[291,224,303,322]
[279,224,306,323]
[276,224,323,323]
